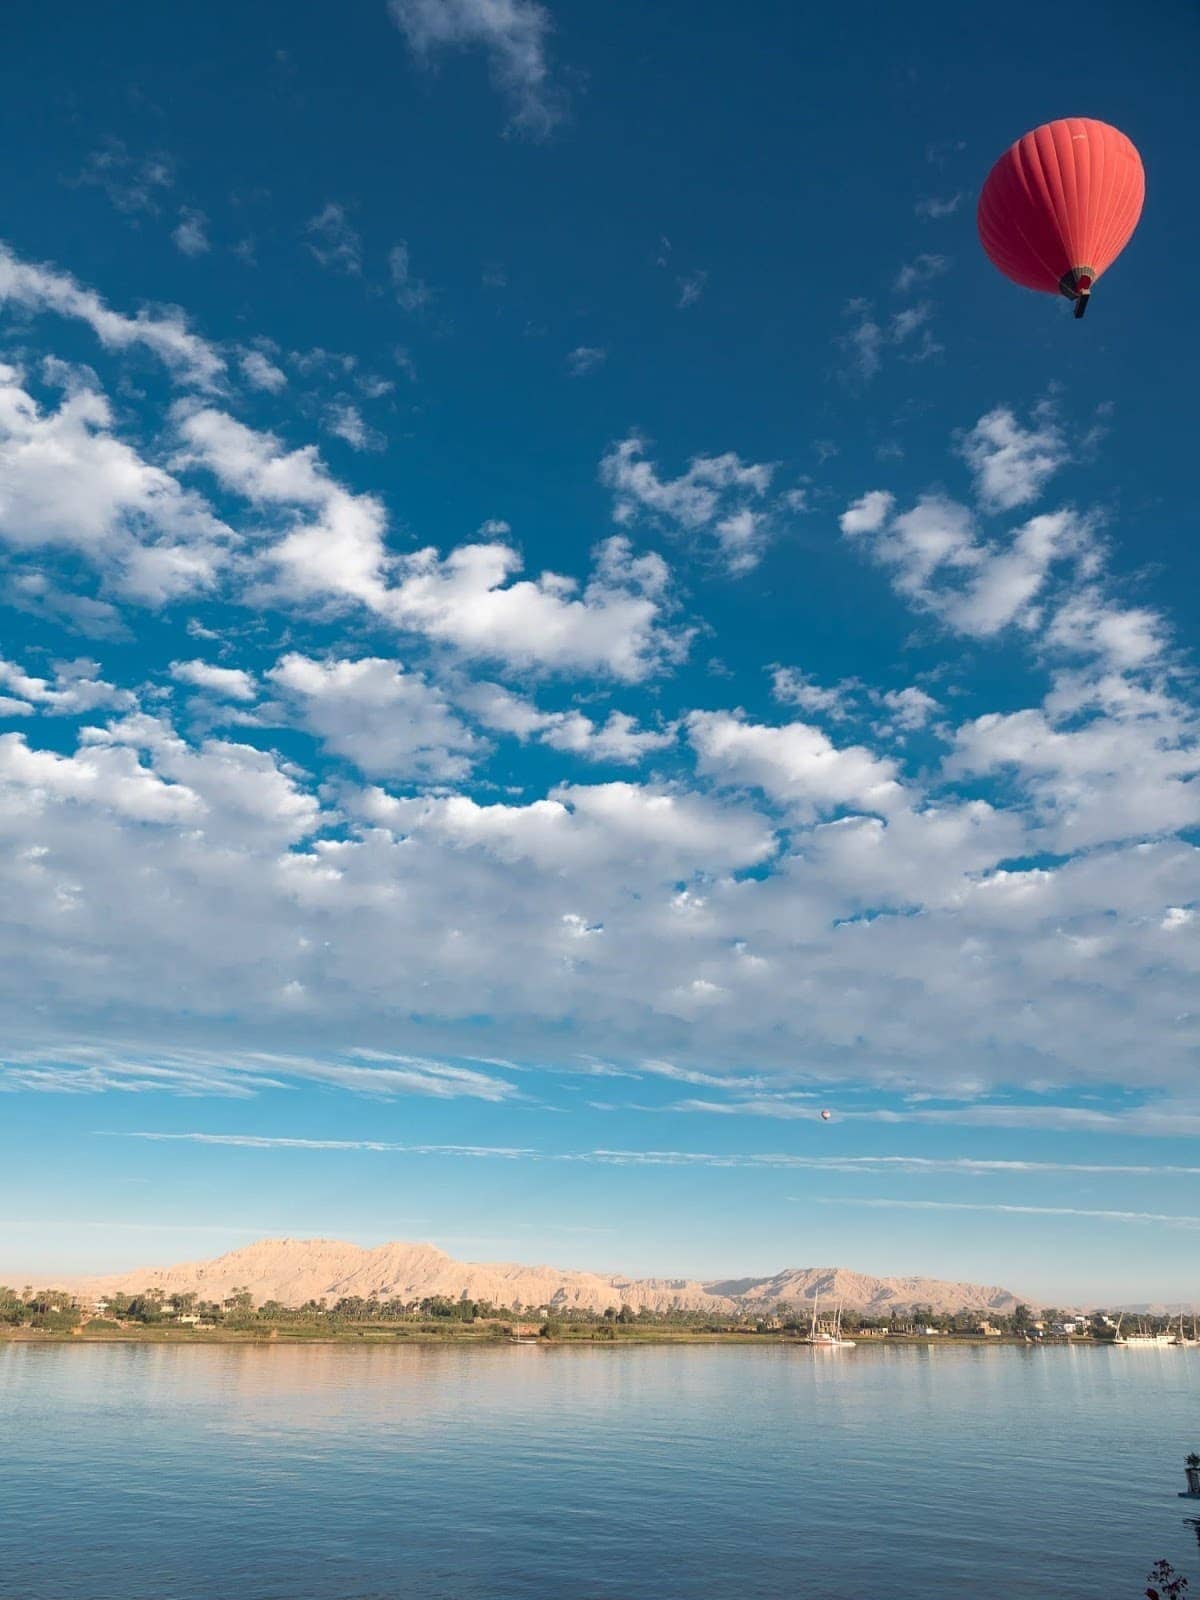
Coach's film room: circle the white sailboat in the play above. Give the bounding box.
[801,1295,856,1348]
[1172,1311,1200,1348]
[1112,1314,1177,1348]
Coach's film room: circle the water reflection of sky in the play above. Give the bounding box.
[3,1342,1198,1599]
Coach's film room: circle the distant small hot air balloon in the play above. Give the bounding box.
[820,1109,832,1122]
[977,118,1145,318]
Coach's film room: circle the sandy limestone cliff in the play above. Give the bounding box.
[71,1237,1023,1316]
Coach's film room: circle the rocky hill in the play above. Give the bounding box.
[69,1237,1023,1316]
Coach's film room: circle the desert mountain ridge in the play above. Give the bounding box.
[60,1236,1025,1316]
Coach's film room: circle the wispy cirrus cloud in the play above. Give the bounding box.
[822,1197,1200,1229]
[1,1045,519,1102]
[388,0,567,137]
[100,1134,1200,1179]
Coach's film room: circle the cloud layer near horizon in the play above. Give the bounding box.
[1,241,1198,1118]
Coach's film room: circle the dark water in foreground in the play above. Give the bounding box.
[3,1340,1198,1599]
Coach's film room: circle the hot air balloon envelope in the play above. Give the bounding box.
[977,118,1144,317]
[820,1109,832,1122]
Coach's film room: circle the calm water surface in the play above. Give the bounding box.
[3,1341,1198,1598]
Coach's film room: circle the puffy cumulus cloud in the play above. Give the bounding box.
[841,485,1146,667]
[388,0,566,137]
[173,404,391,608]
[384,535,686,681]
[86,713,322,845]
[600,434,780,575]
[959,406,1068,512]
[0,657,135,716]
[358,780,777,875]
[771,668,857,721]
[949,692,1200,851]
[687,710,904,820]
[839,490,894,536]
[0,243,224,389]
[266,653,484,781]
[2,699,1200,1094]
[453,680,674,764]
[842,409,1173,679]
[0,729,201,824]
[0,366,233,603]
[539,709,676,764]
[1044,590,1165,669]
[170,659,258,702]
[877,685,941,732]
[175,408,686,679]
[325,400,384,452]
[238,349,287,393]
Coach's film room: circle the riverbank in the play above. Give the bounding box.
[1,1323,1091,1348]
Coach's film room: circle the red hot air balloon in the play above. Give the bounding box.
[977,118,1145,318]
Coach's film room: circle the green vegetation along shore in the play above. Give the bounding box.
[0,1284,1154,1347]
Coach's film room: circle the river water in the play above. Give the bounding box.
[3,1340,1198,1598]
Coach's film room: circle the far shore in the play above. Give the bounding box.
[1,1324,1113,1350]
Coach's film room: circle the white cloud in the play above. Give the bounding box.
[388,242,432,311]
[0,1045,517,1102]
[453,680,673,763]
[305,204,363,275]
[1044,591,1165,669]
[839,300,941,383]
[540,709,676,763]
[826,1197,1200,1229]
[915,193,962,220]
[771,668,856,721]
[171,660,258,702]
[879,686,940,731]
[840,490,895,536]
[0,243,224,388]
[0,729,201,824]
[172,209,211,258]
[267,653,483,781]
[949,696,1200,850]
[677,271,707,309]
[175,409,686,679]
[172,404,391,609]
[73,143,174,215]
[566,345,606,376]
[895,254,949,294]
[239,349,287,393]
[600,435,777,575]
[0,365,233,603]
[325,400,384,452]
[960,406,1067,512]
[844,415,1169,674]
[687,709,904,820]
[384,535,687,680]
[388,0,566,136]
[0,657,135,716]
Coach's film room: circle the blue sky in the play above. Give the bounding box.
[1,0,1198,1302]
